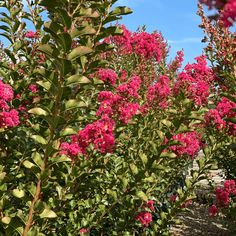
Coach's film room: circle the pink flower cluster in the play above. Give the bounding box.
[135,200,155,227]
[174,56,215,106]
[60,74,142,158]
[209,180,236,216]
[205,97,236,135]
[79,228,89,234]
[146,75,171,108]
[131,31,166,62]
[25,30,38,39]
[135,212,152,227]
[0,81,19,128]
[170,131,201,158]
[96,68,117,86]
[97,75,141,124]
[208,204,218,216]
[168,50,184,72]
[220,0,236,27]
[60,116,115,157]
[106,25,167,62]
[200,0,236,27]
[29,84,38,93]
[216,180,236,207]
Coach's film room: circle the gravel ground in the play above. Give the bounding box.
[170,203,235,236]
[171,158,236,236]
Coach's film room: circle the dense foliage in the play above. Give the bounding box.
[0,0,235,235]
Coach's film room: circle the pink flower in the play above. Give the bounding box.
[170,132,201,158]
[224,180,236,191]
[79,228,89,234]
[77,116,115,154]
[29,84,38,93]
[96,68,117,85]
[131,31,167,62]
[135,212,153,227]
[170,194,177,203]
[0,81,14,101]
[220,0,236,27]
[0,109,20,128]
[216,187,230,207]
[25,31,38,39]
[147,75,170,108]
[60,142,82,157]
[118,102,139,124]
[145,200,155,211]
[208,205,218,216]
[0,100,9,110]
[117,75,142,99]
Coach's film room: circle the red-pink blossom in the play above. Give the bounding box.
[25,30,38,39]
[170,132,201,158]
[216,187,230,207]
[135,212,153,227]
[0,109,20,128]
[29,84,38,93]
[0,81,14,101]
[208,204,218,216]
[79,228,89,234]
[118,102,139,124]
[170,194,177,203]
[96,68,117,85]
[220,0,236,27]
[144,200,155,211]
[117,75,141,99]
[147,75,170,108]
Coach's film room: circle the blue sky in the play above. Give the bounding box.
[1,0,205,66]
[114,0,205,66]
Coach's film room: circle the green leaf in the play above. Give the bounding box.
[49,155,71,166]
[12,189,25,198]
[4,49,16,64]
[71,26,96,38]
[23,160,36,169]
[136,191,148,201]
[1,216,11,224]
[67,46,93,61]
[37,81,51,90]
[57,8,72,29]
[32,152,44,168]
[160,152,177,158]
[65,99,87,110]
[60,127,77,136]
[66,75,91,85]
[39,209,57,218]
[129,163,138,175]
[185,179,191,188]
[78,7,100,18]
[139,153,148,165]
[28,107,49,116]
[31,135,47,145]
[57,32,72,52]
[109,6,133,16]
[37,44,59,58]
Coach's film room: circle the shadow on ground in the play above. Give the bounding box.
[171,204,236,236]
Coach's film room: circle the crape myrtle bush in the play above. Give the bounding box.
[198,4,236,222]
[0,0,230,235]
[200,0,236,27]
[198,5,236,180]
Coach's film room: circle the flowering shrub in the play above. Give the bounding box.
[200,0,236,27]
[0,0,229,235]
[0,81,19,128]
[198,5,236,181]
[209,180,236,221]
